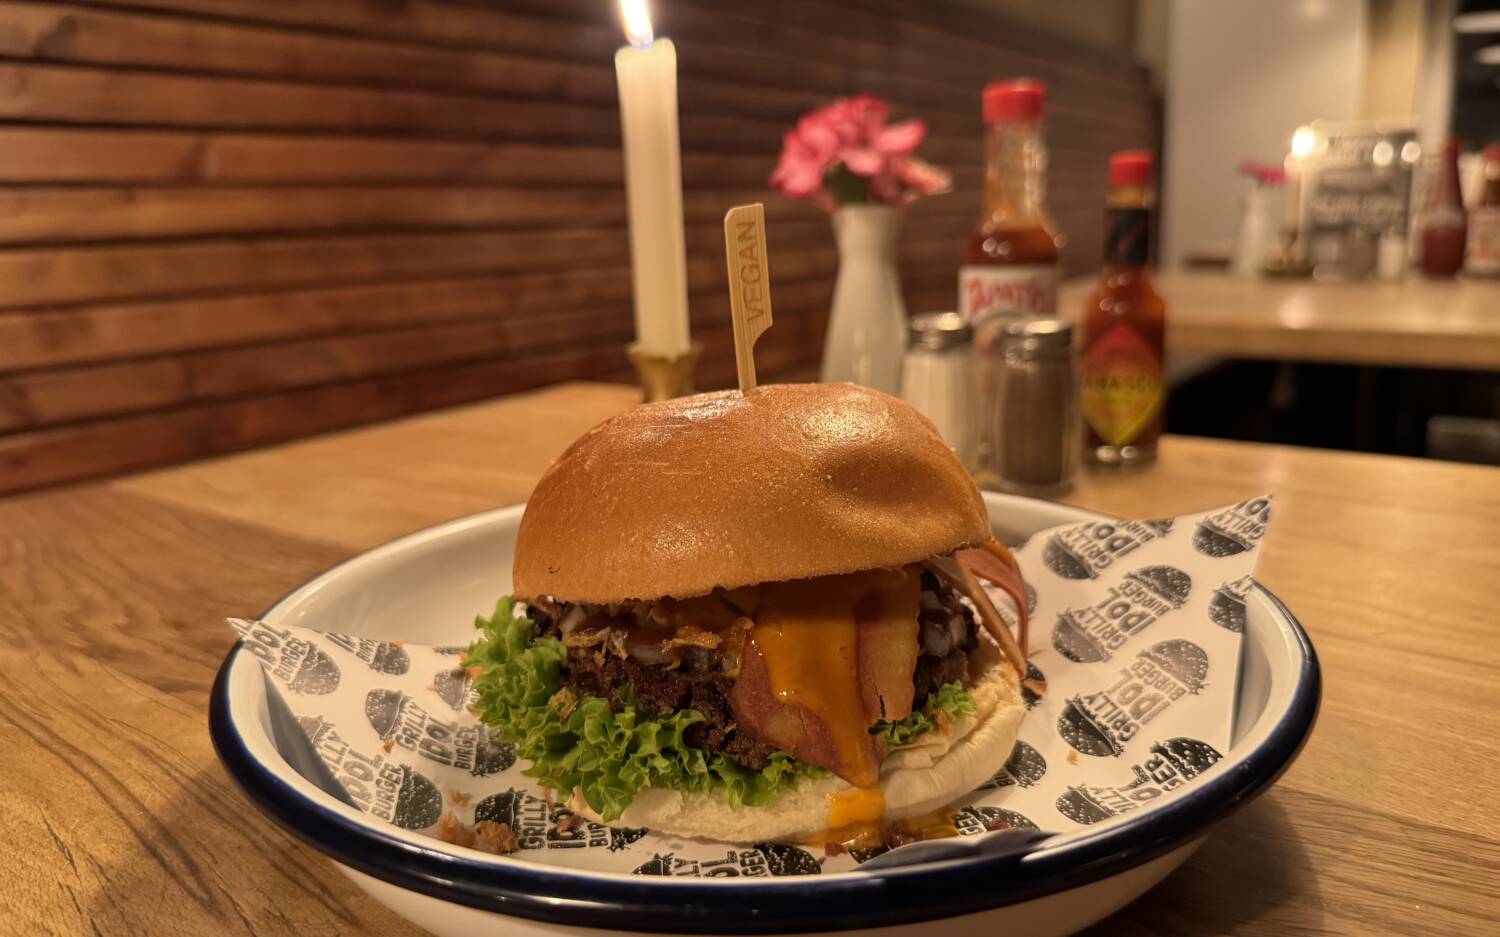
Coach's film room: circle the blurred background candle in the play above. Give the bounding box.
[1283,125,1317,256]
[615,0,691,357]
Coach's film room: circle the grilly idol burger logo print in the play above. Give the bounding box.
[1209,575,1253,633]
[1056,737,1222,824]
[979,740,1047,790]
[634,843,819,877]
[1193,498,1270,558]
[296,715,442,829]
[230,619,340,694]
[1051,565,1192,663]
[474,789,646,852]
[324,632,410,675]
[1057,639,1210,757]
[365,688,515,776]
[432,665,475,711]
[1021,660,1046,710]
[1042,519,1175,580]
[957,805,1038,834]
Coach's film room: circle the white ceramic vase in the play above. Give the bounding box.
[820,204,907,393]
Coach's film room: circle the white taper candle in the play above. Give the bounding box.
[615,6,690,358]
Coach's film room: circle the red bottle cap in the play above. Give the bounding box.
[984,79,1046,124]
[1109,150,1153,187]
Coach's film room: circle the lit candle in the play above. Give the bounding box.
[1284,125,1316,236]
[615,0,690,357]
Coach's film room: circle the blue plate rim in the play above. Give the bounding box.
[209,504,1321,934]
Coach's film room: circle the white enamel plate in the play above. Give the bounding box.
[210,493,1319,937]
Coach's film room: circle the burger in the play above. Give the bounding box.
[463,383,1031,843]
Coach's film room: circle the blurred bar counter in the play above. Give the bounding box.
[1060,272,1500,371]
[1059,272,1500,461]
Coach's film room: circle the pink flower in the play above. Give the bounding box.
[770,113,837,197]
[770,94,946,209]
[770,128,831,199]
[878,119,926,154]
[831,97,886,174]
[893,157,951,197]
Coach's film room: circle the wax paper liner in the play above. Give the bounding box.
[226,496,1270,877]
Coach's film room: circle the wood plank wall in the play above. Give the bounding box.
[0,0,1155,494]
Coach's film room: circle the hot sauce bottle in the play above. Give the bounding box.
[960,79,1062,324]
[1080,151,1165,466]
[1465,143,1500,278]
[962,79,1063,479]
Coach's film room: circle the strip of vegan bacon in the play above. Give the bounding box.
[956,542,1030,658]
[924,554,1027,678]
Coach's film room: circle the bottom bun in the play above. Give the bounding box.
[568,643,1025,843]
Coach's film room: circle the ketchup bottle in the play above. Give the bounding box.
[1417,138,1467,278]
[1080,151,1165,466]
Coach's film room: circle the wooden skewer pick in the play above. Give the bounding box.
[723,203,774,394]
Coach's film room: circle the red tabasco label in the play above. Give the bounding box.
[959,264,1058,323]
[1081,323,1163,446]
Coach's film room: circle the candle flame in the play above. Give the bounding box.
[620,0,654,47]
[1289,126,1317,160]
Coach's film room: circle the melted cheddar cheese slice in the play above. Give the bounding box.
[728,568,920,790]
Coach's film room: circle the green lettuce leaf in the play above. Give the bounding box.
[462,597,827,822]
[870,681,977,747]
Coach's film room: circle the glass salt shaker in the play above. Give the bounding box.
[900,312,976,467]
[989,318,1078,494]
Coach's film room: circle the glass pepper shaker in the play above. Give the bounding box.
[988,318,1078,494]
[900,312,976,468]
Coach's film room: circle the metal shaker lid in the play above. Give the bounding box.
[908,312,973,351]
[1002,318,1073,356]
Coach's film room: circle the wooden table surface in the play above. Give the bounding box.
[1059,271,1500,370]
[5,381,1498,935]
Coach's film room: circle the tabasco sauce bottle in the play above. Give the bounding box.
[1464,143,1500,277]
[1080,150,1165,465]
[962,79,1063,478]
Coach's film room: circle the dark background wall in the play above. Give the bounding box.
[1454,0,1500,146]
[0,0,1155,494]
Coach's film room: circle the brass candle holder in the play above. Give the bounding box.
[627,341,701,402]
[1262,226,1313,278]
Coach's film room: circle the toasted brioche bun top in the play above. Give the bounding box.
[513,382,990,603]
